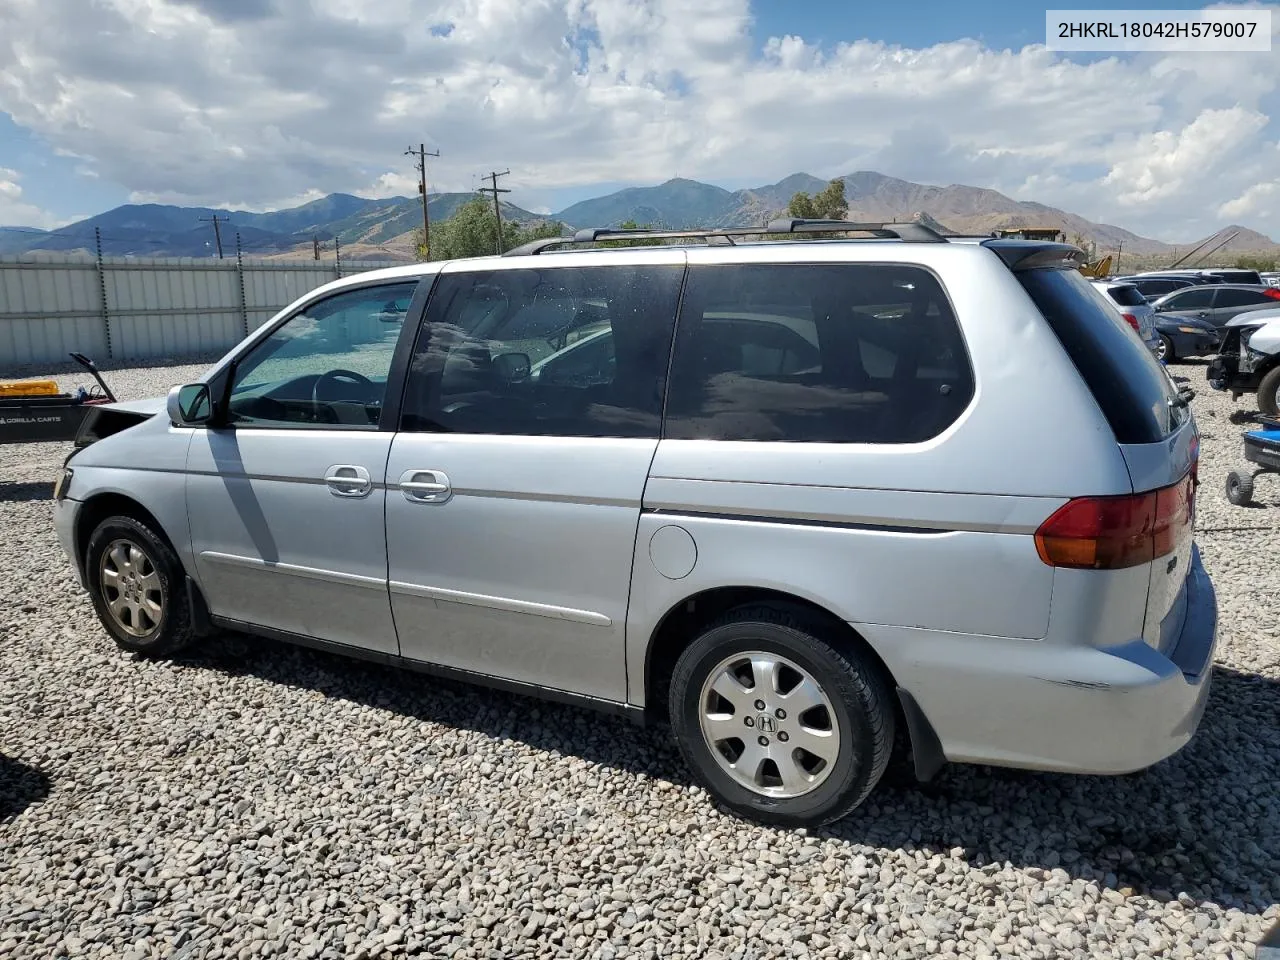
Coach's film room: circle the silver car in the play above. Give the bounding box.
[1089,279,1159,355]
[53,223,1217,827]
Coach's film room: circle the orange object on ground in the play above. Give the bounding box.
[0,379,60,398]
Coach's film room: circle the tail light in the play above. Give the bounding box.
[1264,288,1280,301]
[1035,473,1194,569]
[1120,312,1140,332]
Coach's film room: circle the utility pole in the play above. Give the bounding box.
[313,235,320,260]
[1115,241,1122,277]
[477,169,511,254]
[405,143,441,259]
[199,215,228,259]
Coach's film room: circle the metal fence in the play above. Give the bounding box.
[0,251,398,367]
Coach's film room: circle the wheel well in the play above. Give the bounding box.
[644,587,901,724]
[75,493,173,570]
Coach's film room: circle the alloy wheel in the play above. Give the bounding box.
[99,539,164,637]
[697,651,841,798]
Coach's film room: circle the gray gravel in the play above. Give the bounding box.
[1,357,1277,960]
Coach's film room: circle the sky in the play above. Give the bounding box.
[0,0,1277,242]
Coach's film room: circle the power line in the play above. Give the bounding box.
[404,143,440,260]
[198,215,229,258]
[477,169,511,255]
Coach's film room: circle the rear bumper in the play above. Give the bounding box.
[862,546,1218,775]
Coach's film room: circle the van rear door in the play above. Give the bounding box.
[1011,256,1198,649]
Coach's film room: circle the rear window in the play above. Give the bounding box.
[1018,268,1187,444]
[1106,284,1147,307]
[1213,270,1263,284]
[664,263,974,444]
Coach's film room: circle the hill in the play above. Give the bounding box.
[549,171,1181,255]
[2,173,1275,261]
[0,193,546,258]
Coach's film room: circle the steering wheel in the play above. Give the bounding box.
[311,369,374,417]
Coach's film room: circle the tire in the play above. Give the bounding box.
[85,515,197,657]
[1225,471,1254,507]
[1257,366,1280,418]
[668,604,895,827]
[1157,334,1175,362]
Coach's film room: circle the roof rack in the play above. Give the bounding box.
[502,218,949,256]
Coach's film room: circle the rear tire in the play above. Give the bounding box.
[1257,366,1280,418]
[669,604,895,827]
[85,515,197,657]
[1226,470,1254,507]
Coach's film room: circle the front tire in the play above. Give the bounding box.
[1257,366,1280,418]
[1157,334,1175,362]
[85,515,197,657]
[669,605,895,827]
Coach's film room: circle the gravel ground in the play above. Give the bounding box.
[1,357,1277,960]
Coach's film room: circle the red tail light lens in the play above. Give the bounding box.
[1035,474,1193,569]
[1264,288,1280,301]
[1121,312,1140,332]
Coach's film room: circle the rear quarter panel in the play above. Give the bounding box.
[625,244,1136,706]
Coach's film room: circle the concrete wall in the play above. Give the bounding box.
[0,253,396,366]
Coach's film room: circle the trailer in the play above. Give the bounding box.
[1225,415,1280,506]
[0,354,117,445]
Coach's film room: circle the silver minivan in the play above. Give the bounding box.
[53,222,1217,826]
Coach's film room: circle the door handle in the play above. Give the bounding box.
[325,464,372,498]
[399,469,452,504]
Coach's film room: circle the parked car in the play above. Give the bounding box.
[1143,268,1263,286]
[1133,270,1225,285]
[1197,268,1265,285]
[52,223,1215,827]
[1261,272,1280,288]
[1151,283,1280,328]
[1089,280,1159,355]
[1206,306,1280,415]
[1152,315,1221,362]
[1113,275,1201,300]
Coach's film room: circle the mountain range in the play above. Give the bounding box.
[2,171,1276,262]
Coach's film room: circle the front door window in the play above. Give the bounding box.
[227,281,419,429]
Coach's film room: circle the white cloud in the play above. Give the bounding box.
[1220,179,1280,220]
[0,0,1277,240]
[0,166,64,228]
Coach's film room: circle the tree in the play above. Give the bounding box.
[598,219,666,247]
[426,198,565,259]
[411,228,429,261]
[1235,254,1278,272]
[788,178,848,221]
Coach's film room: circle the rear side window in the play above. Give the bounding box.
[400,264,683,438]
[1018,268,1186,443]
[1216,287,1276,308]
[1106,284,1146,307]
[664,264,973,443]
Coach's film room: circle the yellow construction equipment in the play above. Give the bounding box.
[997,227,1065,242]
[1079,255,1113,279]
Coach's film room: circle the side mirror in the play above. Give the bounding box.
[167,383,212,426]
[492,352,531,384]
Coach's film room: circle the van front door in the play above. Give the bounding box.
[186,279,423,655]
